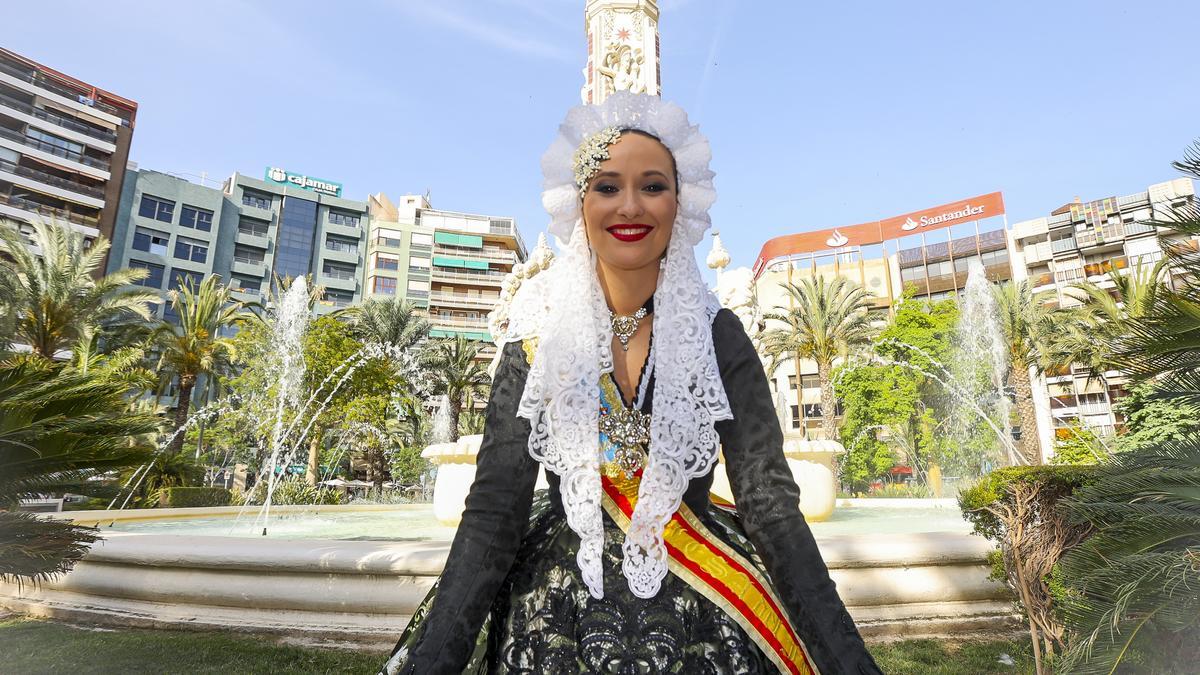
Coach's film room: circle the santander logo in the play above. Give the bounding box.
[901,205,986,231]
[825,230,849,247]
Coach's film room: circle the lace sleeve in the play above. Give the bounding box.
[397,340,540,674]
[711,309,883,675]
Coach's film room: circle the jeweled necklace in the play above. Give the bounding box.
[609,298,653,351]
[609,307,646,351]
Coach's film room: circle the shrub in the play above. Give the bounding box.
[157,487,232,508]
[959,465,1094,674]
[239,477,346,506]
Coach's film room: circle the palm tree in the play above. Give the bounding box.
[1052,145,1200,674]
[420,336,491,442]
[991,280,1072,465]
[759,276,874,441]
[337,297,431,351]
[0,217,158,359]
[151,276,255,455]
[0,358,159,582]
[1059,257,1169,376]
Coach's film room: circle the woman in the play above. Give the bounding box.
[382,93,882,675]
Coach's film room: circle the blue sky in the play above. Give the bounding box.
[4,0,1198,279]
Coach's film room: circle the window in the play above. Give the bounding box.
[169,269,204,292]
[374,253,399,271]
[26,128,84,159]
[900,265,925,282]
[242,190,272,210]
[323,262,357,280]
[323,289,354,307]
[325,235,358,254]
[238,217,269,237]
[132,227,169,256]
[373,276,397,295]
[179,205,213,232]
[138,195,175,223]
[406,278,428,298]
[328,210,361,228]
[233,244,265,265]
[129,260,165,288]
[411,232,433,247]
[174,237,208,263]
[374,227,403,248]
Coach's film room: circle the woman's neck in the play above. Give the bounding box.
[596,261,659,315]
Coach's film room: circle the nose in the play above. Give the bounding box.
[616,189,644,220]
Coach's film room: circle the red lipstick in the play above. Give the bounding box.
[606,224,653,242]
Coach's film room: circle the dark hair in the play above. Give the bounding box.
[618,128,681,195]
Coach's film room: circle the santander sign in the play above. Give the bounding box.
[899,204,987,232]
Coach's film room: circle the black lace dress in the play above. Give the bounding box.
[381,310,882,675]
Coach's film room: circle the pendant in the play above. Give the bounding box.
[610,307,647,351]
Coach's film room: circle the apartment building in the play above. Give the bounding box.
[366,193,526,360]
[1008,178,1199,456]
[0,48,136,266]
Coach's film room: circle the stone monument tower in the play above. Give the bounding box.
[580,0,661,105]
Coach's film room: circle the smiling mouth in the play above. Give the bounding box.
[606,224,653,242]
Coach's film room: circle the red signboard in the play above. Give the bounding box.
[752,192,1005,278]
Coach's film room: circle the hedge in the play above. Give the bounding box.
[158,487,232,508]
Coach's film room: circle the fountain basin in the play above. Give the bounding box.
[0,506,1015,645]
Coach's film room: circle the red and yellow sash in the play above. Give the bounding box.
[600,472,817,675]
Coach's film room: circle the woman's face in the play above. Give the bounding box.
[582,132,677,275]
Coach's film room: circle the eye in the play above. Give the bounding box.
[643,183,668,193]
[592,183,619,194]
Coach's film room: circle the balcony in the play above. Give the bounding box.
[0,58,126,123]
[429,291,501,310]
[433,244,517,265]
[323,246,360,265]
[430,267,505,286]
[1083,256,1128,278]
[0,192,98,228]
[0,125,109,173]
[0,157,104,205]
[1050,236,1077,254]
[432,315,490,330]
[320,270,359,292]
[1123,221,1156,236]
[1030,271,1055,289]
[0,91,117,146]
[324,221,361,239]
[235,229,271,249]
[231,258,267,276]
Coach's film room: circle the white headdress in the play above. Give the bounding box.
[499,92,732,599]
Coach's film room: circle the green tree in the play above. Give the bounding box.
[837,296,963,490]
[338,297,430,351]
[1112,383,1195,454]
[420,336,491,442]
[150,276,255,456]
[300,316,398,485]
[0,217,157,359]
[0,358,160,581]
[992,280,1066,465]
[760,276,874,441]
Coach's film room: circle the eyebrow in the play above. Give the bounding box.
[594,170,671,179]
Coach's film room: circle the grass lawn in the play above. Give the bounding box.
[1,616,1034,674]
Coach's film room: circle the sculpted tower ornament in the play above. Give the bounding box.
[581,0,661,105]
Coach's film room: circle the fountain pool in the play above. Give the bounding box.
[99,500,972,540]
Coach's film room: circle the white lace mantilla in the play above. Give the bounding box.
[503,92,731,600]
